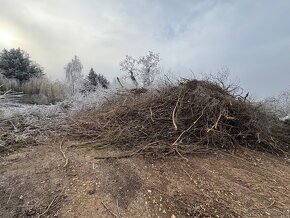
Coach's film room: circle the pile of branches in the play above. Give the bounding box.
[63,79,290,155]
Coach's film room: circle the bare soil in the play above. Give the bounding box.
[1,142,290,217]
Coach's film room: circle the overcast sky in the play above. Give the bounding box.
[0,0,289,98]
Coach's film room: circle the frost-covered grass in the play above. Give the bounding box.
[1,86,115,117]
[0,87,117,151]
[0,75,68,105]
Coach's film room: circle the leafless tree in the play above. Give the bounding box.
[65,56,83,94]
[120,51,160,88]
[263,89,290,118]
[120,55,138,87]
[138,51,160,87]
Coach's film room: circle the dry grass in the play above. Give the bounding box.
[0,75,68,104]
[63,79,290,156]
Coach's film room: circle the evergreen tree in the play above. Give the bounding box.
[97,73,109,89]
[87,68,109,90]
[0,48,44,82]
[87,68,98,86]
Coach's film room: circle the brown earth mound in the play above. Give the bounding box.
[64,79,290,156]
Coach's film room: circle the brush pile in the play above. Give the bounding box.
[63,79,290,155]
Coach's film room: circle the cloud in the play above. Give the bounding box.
[0,0,289,98]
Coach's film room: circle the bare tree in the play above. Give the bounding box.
[120,55,138,87]
[65,56,83,94]
[263,89,290,119]
[120,51,160,88]
[138,51,160,87]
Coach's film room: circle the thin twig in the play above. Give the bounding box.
[248,201,275,212]
[59,139,69,167]
[94,141,159,159]
[9,120,18,131]
[149,107,154,122]
[37,189,64,218]
[101,202,119,218]
[6,189,13,204]
[69,140,100,147]
[116,199,122,218]
[174,147,189,161]
[207,111,223,133]
[172,110,204,145]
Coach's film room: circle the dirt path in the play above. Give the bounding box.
[1,142,290,217]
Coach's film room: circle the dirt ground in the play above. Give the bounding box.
[1,142,290,218]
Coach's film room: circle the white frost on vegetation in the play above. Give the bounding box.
[263,89,290,119]
[0,87,117,149]
[1,87,115,118]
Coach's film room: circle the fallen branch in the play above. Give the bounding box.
[207,110,223,133]
[59,139,69,167]
[172,94,180,131]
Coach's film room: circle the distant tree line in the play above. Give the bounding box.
[0,48,111,104]
[64,56,109,94]
[0,48,161,103]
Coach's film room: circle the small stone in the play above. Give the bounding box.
[171,214,176,218]
[87,189,95,195]
[147,189,152,193]
[25,209,36,216]
[86,183,96,195]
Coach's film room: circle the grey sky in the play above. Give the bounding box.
[0,0,289,98]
